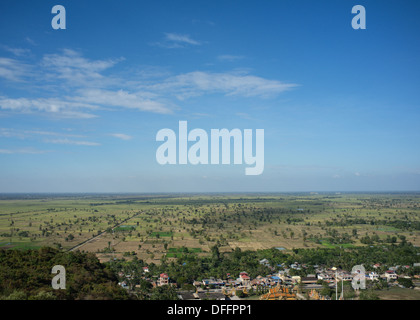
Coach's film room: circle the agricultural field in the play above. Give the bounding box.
[376,286,420,300]
[1,193,419,264]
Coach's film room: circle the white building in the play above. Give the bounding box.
[338,272,353,281]
[384,270,398,281]
[317,273,333,282]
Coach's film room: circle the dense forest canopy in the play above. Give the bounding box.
[0,247,129,300]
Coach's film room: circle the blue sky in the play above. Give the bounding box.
[0,0,419,192]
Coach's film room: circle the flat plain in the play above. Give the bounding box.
[1,192,419,263]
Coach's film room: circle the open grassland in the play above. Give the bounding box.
[376,286,420,300]
[1,193,419,263]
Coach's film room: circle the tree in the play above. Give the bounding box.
[211,244,220,261]
[359,289,379,300]
[320,281,331,297]
[397,277,413,288]
[150,285,178,300]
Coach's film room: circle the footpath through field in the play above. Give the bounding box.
[68,211,143,252]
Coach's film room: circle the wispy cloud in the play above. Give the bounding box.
[0,128,85,139]
[41,49,123,87]
[190,112,213,118]
[46,138,100,146]
[150,71,298,99]
[73,88,172,114]
[0,57,31,81]
[109,133,133,140]
[236,112,255,120]
[25,37,37,46]
[0,147,48,154]
[0,49,297,119]
[217,55,244,62]
[152,33,202,48]
[0,97,98,119]
[164,33,201,45]
[1,46,31,57]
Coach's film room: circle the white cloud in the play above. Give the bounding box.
[46,138,100,146]
[151,71,298,99]
[74,89,172,114]
[0,128,85,139]
[0,97,98,119]
[191,112,213,118]
[217,55,244,61]
[110,133,132,140]
[164,33,201,45]
[235,112,257,120]
[25,37,37,46]
[41,49,122,87]
[152,33,202,48]
[0,57,31,81]
[0,147,48,154]
[1,46,31,57]
[0,49,297,119]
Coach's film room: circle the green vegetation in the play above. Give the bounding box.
[0,247,129,300]
[150,231,173,238]
[1,193,419,300]
[2,193,419,261]
[108,242,420,289]
[166,247,202,258]
[114,225,136,232]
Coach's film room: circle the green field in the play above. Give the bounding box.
[150,231,173,238]
[317,239,355,249]
[1,193,419,264]
[376,286,420,300]
[166,247,203,257]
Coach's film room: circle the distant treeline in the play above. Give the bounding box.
[324,218,420,231]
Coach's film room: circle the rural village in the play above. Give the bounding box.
[116,258,420,300]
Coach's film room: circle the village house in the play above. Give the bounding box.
[239,272,250,286]
[317,273,334,282]
[250,278,261,287]
[280,275,294,285]
[158,273,169,286]
[291,276,301,284]
[384,270,398,281]
[290,263,301,270]
[301,276,318,284]
[262,275,280,286]
[270,276,281,284]
[338,272,353,281]
[118,281,129,289]
[259,258,270,267]
[368,272,379,281]
[201,278,225,288]
[276,270,287,277]
[251,275,269,288]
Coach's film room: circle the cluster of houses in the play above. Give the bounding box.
[117,260,420,293]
